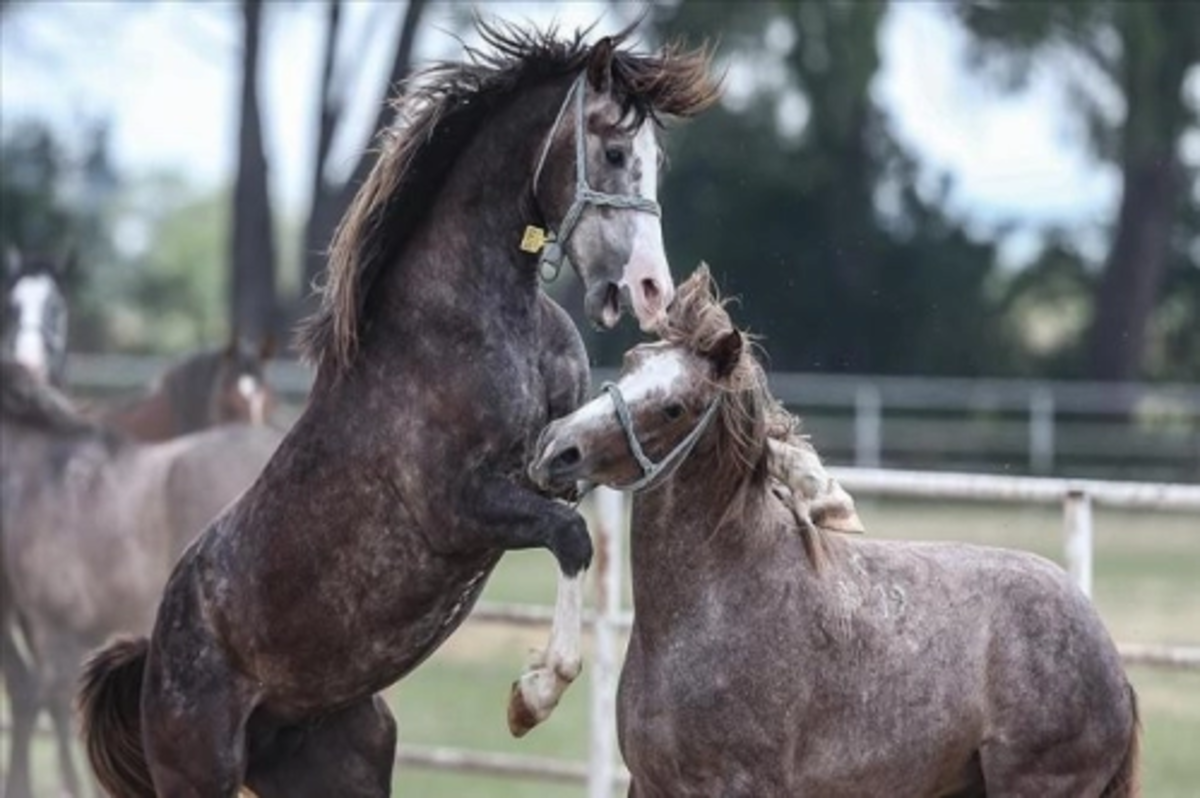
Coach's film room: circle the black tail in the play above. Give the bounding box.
[1100,681,1141,797]
[77,636,156,798]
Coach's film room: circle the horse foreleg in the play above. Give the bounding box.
[507,570,584,737]
[2,625,39,798]
[48,687,84,798]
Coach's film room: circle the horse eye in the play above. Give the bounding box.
[605,146,627,168]
[663,403,685,421]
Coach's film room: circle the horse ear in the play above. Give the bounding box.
[587,37,616,94]
[259,333,277,362]
[709,329,743,380]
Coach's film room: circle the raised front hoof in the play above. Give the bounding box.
[507,679,540,738]
[505,658,582,738]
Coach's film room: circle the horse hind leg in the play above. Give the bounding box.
[1100,683,1141,798]
[979,691,1139,798]
[244,695,397,798]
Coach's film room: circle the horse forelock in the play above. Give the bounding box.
[295,17,719,375]
[662,266,837,570]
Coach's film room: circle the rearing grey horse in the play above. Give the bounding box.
[531,266,1140,798]
[78,23,718,798]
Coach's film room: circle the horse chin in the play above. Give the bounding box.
[584,281,624,331]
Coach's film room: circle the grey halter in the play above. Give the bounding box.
[522,72,662,282]
[601,381,720,493]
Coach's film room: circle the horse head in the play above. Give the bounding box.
[211,334,277,427]
[3,247,71,386]
[531,264,744,492]
[529,32,718,332]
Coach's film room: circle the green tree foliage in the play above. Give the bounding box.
[110,177,230,353]
[0,123,75,252]
[955,0,1200,380]
[600,0,1016,376]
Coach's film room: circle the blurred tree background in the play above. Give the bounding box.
[1,0,1196,380]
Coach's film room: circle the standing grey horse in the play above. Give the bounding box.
[78,22,717,798]
[531,267,1140,798]
[0,360,283,798]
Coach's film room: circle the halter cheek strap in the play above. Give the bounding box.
[522,73,662,283]
[601,381,720,493]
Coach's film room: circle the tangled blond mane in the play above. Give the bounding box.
[296,19,719,373]
[659,265,837,569]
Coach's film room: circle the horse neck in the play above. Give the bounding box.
[353,83,566,365]
[102,391,177,441]
[627,431,770,634]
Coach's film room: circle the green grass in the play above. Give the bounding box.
[4,499,1198,796]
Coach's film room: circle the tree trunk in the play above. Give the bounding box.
[231,0,277,344]
[1088,153,1180,381]
[299,0,430,315]
[1087,4,1191,382]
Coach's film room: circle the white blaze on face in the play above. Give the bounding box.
[570,346,686,434]
[619,123,674,332]
[10,275,54,380]
[237,374,266,425]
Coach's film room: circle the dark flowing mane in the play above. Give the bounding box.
[296,18,719,373]
[660,266,837,567]
[0,359,105,437]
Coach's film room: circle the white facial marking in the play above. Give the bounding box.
[10,275,54,377]
[237,374,267,425]
[619,123,674,331]
[236,374,258,400]
[571,346,686,432]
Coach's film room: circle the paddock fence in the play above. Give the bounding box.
[65,354,1200,482]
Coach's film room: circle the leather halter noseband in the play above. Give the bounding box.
[521,73,662,283]
[600,381,720,493]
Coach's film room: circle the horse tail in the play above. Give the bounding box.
[77,636,157,798]
[1100,680,1141,797]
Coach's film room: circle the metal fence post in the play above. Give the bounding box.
[1063,489,1093,598]
[1029,388,1055,475]
[854,384,882,468]
[588,487,625,798]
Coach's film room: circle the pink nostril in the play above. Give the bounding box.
[641,279,662,308]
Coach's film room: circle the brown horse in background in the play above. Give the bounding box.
[531,267,1140,797]
[96,336,277,441]
[0,360,283,798]
[78,21,717,797]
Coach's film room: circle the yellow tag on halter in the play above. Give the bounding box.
[520,225,547,253]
